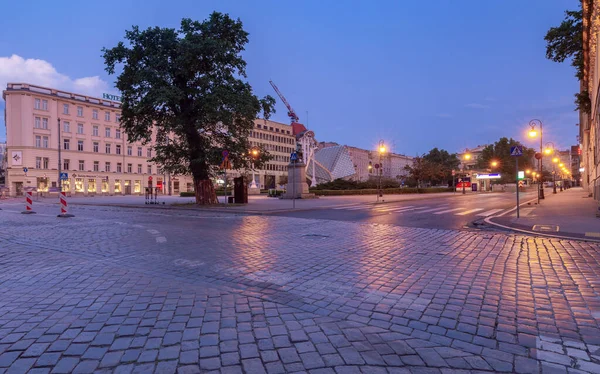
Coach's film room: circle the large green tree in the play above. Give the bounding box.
[103,13,275,204]
[475,137,536,183]
[404,156,440,189]
[422,148,460,185]
[545,1,589,112]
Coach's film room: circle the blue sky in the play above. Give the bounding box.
[0,0,580,155]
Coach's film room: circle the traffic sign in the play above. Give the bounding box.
[148,176,153,181]
[23,167,28,173]
[518,171,525,180]
[510,146,523,157]
[290,152,298,162]
[374,163,380,169]
[518,180,524,187]
[222,150,229,158]
[59,172,68,180]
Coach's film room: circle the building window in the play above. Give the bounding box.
[63,104,69,115]
[63,121,70,132]
[34,98,41,109]
[93,161,99,172]
[137,147,142,157]
[117,163,122,173]
[78,160,84,171]
[36,157,41,169]
[105,128,111,138]
[92,109,98,120]
[78,140,84,151]
[115,114,121,123]
[93,126,99,136]
[105,162,111,172]
[105,144,111,154]
[35,117,41,128]
[105,112,110,121]
[35,136,41,148]
[93,142,99,153]
[42,100,48,110]
[77,106,83,116]
[127,163,132,173]
[127,146,132,156]
[43,157,49,169]
[63,139,70,150]
[63,159,70,170]
[137,164,142,174]
[115,129,121,139]
[42,118,48,129]
[42,136,49,148]
[116,145,121,155]
[147,148,152,158]
[147,165,152,174]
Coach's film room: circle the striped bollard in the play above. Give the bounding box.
[57,191,74,218]
[21,191,36,214]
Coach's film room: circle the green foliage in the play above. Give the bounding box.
[575,90,591,114]
[310,178,401,190]
[180,191,195,197]
[422,148,460,185]
[544,6,583,80]
[310,187,454,196]
[102,13,275,203]
[475,137,536,183]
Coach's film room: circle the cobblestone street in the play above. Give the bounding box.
[2,204,600,373]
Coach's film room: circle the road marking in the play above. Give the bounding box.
[156,236,167,243]
[476,209,504,217]
[374,205,414,212]
[415,206,450,214]
[455,208,484,216]
[333,205,361,210]
[532,225,559,232]
[147,229,160,235]
[433,208,465,215]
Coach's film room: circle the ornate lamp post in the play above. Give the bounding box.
[528,119,544,202]
[249,147,259,189]
[544,142,557,194]
[490,160,498,191]
[462,149,471,195]
[377,140,386,202]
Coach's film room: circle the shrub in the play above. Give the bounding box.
[310,187,454,196]
[180,191,195,197]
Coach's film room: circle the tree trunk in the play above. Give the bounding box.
[194,177,219,205]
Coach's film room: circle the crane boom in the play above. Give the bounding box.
[269,80,299,123]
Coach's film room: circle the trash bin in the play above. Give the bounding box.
[472,183,478,192]
[228,196,235,204]
[233,177,248,204]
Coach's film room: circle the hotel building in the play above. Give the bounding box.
[2,83,299,196]
[2,83,194,197]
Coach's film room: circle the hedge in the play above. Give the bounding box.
[180,192,195,197]
[310,187,454,196]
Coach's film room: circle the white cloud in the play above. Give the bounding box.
[436,113,453,118]
[465,103,490,109]
[0,54,110,100]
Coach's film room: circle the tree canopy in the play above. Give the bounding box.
[102,13,275,204]
[403,148,459,188]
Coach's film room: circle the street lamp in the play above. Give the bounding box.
[377,140,386,202]
[490,160,498,191]
[462,149,471,195]
[249,147,259,189]
[528,119,544,201]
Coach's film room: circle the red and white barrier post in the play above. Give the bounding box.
[57,191,74,218]
[21,191,36,214]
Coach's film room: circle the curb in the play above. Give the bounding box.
[483,198,600,243]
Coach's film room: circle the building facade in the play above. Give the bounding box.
[3,83,194,197]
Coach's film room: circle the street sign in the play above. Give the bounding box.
[59,172,68,180]
[510,146,523,157]
[148,176,153,181]
[222,150,229,158]
[374,163,380,169]
[518,171,525,180]
[518,180,524,187]
[290,152,298,162]
[23,167,28,173]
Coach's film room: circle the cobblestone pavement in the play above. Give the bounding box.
[1,203,600,373]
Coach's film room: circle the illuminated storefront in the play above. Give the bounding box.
[87,179,96,193]
[134,180,141,193]
[114,180,122,194]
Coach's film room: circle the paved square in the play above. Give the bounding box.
[1,203,600,373]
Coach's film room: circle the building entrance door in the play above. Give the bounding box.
[14,182,23,197]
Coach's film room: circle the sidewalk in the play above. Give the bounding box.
[10,191,487,213]
[487,187,600,241]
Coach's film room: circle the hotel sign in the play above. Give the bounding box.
[102,93,122,102]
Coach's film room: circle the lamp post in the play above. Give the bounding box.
[490,160,498,192]
[544,141,557,194]
[377,140,386,202]
[249,147,259,189]
[462,149,471,195]
[528,119,544,202]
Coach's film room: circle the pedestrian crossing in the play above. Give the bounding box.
[331,204,505,217]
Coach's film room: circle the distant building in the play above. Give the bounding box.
[457,145,489,170]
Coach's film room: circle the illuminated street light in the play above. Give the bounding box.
[528,119,544,202]
[552,157,559,163]
[377,140,386,202]
[249,147,260,189]
[526,169,531,174]
[461,149,471,195]
[559,163,564,168]
[491,161,498,167]
[528,129,538,138]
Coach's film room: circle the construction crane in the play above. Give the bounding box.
[269,80,299,123]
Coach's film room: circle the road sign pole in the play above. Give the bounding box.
[516,157,520,218]
[292,159,296,209]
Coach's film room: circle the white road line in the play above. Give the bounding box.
[333,205,361,210]
[433,208,465,215]
[343,206,374,211]
[455,208,484,216]
[476,208,504,217]
[155,236,167,243]
[415,206,449,214]
[374,206,414,212]
[147,229,160,235]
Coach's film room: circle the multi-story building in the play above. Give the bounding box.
[2,83,195,196]
[571,145,581,185]
[457,145,488,170]
[248,119,297,188]
[0,141,6,183]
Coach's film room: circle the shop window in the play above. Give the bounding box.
[75,178,84,192]
[87,179,97,193]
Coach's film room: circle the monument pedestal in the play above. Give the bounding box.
[248,187,261,195]
[282,162,316,199]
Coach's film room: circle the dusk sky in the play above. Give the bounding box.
[0,0,580,155]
